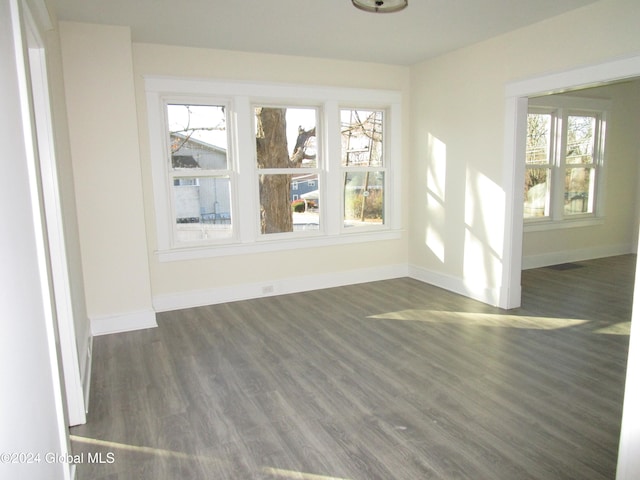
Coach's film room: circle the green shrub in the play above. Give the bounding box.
[291,199,305,212]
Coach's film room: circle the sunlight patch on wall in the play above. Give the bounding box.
[464,166,504,256]
[463,167,505,288]
[426,221,445,263]
[425,133,447,263]
[427,133,446,199]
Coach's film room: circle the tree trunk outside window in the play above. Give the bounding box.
[256,107,293,234]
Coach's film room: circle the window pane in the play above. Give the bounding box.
[259,174,320,234]
[167,104,228,170]
[341,109,383,167]
[566,115,596,165]
[526,113,551,165]
[565,167,594,215]
[524,168,550,218]
[173,176,232,242]
[255,107,317,169]
[344,171,384,227]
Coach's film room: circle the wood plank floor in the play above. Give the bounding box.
[70,254,635,479]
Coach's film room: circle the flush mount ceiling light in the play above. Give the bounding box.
[352,0,408,13]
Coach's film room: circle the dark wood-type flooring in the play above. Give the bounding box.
[70,254,635,479]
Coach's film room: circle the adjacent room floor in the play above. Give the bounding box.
[70,254,635,479]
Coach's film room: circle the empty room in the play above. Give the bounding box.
[3,0,640,479]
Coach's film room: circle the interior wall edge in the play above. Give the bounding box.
[408,264,501,308]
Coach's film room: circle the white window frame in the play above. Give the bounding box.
[340,107,388,233]
[253,103,323,241]
[524,96,609,232]
[145,77,402,261]
[163,97,237,247]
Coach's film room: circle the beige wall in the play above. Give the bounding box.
[409,0,640,302]
[59,22,153,321]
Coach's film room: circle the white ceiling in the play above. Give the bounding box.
[50,0,601,65]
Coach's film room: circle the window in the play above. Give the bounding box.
[255,106,320,234]
[145,78,402,260]
[166,103,234,243]
[341,109,385,228]
[524,97,607,229]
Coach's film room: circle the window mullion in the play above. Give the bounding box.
[552,110,566,221]
[234,95,258,243]
[387,102,402,230]
[324,101,342,236]
[594,115,605,215]
[172,169,233,178]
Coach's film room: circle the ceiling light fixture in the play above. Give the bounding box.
[352,0,408,13]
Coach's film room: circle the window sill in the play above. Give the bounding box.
[156,229,403,262]
[524,216,604,233]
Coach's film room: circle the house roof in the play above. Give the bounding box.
[171,132,226,155]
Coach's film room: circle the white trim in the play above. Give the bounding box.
[324,100,342,236]
[146,88,173,250]
[500,95,527,309]
[505,55,640,98]
[618,256,640,480]
[153,264,409,312]
[528,95,612,111]
[522,243,633,270]
[409,264,501,307]
[24,10,87,427]
[10,0,71,477]
[524,216,604,232]
[91,309,158,336]
[157,229,402,261]
[144,75,403,104]
[82,335,93,413]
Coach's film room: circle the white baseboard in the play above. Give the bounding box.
[408,264,502,307]
[153,264,409,312]
[90,309,157,336]
[82,335,92,413]
[522,243,633,270]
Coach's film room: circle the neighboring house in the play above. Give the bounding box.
[291,173,318,207]
[171,133,231,224]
